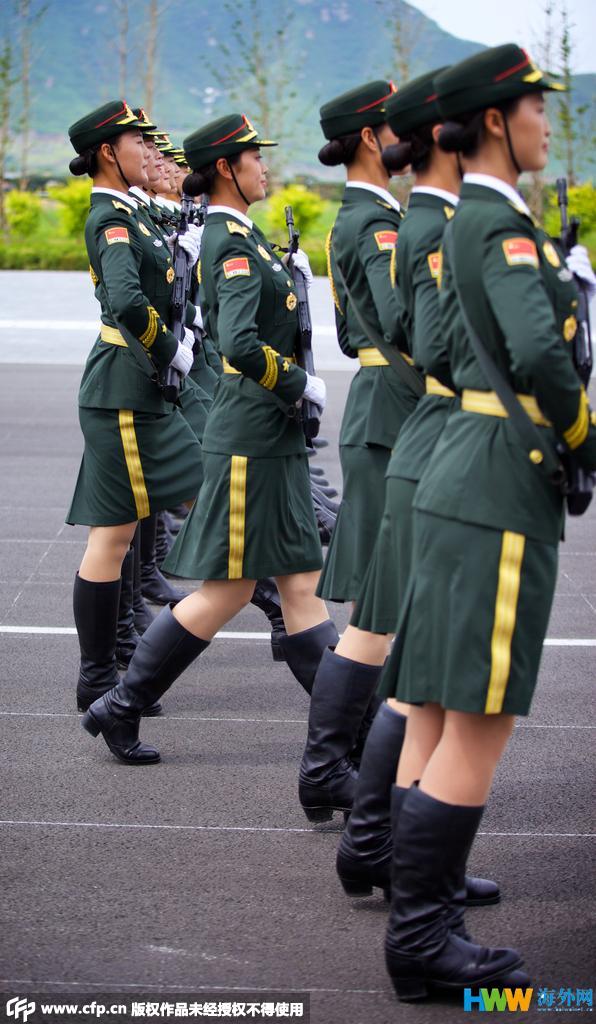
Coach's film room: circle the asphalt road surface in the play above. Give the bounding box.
[0,272,594,1024]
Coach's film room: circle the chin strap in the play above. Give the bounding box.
[229,162,251,207]
[109,145,132,191]
[456,153,464,180]
[502,115,522,176]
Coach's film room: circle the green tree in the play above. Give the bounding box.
[49,178,92,238]
[266,184,324,237]
[5,188,41,234]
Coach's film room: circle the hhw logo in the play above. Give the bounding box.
[6,997,36,1022]
[464,987,534,1011]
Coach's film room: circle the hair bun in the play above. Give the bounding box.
[317,139,345,166]
[182,170,206,197]
[382,140,413,173]
[69,154,88,176]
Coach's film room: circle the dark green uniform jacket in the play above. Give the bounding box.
[327,183,418,447]
[198,207,307,458]
[415,179,596,545]
[80,189,182,414]
[387,189,458,481]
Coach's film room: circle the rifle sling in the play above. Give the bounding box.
[330,236,425,397]
[443,227,564,484]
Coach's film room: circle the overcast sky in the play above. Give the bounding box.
[409,0,596,74]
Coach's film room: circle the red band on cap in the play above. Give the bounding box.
[94,101,129,129]
[356,83,396,113]
[493,50,531,82]
[211,114,251,146]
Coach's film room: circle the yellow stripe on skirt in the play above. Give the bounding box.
[228,455,248,579]
[118,410,150,519]
[485,530,526,714]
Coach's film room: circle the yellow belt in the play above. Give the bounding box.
[223,355,296,375]
[357,347,414,367]
[462,389,551,427]
[100,325,127,347]
[426,376,455,398]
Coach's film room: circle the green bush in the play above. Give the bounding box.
[48,178,92,238]
[265,184,325,239]
[544,181,596,243]
[5,190,42,236]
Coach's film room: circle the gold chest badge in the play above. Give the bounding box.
[563,315,577,342]
[286,293,297,311]
[257,244,271,262]
[543,241,561,267]
[139,221,151,237]
[166,266,175,284]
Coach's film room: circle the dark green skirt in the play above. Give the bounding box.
[163,451,323,580]
[178,375,212,443]
[351,477,417,634]
[66,406,203,527]
[379,510,558,716]
[317,443,390,603]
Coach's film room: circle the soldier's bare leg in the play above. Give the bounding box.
[79,522,137,581]
[173,578,257,640]
[275,571,329,634]
[396,703,445,787]
[421,710,515,805]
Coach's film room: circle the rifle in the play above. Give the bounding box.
[164,192,196,403]
[285,205,321,442]
[556,177,594,515]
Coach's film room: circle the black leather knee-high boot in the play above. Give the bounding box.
[132,526,154,635]
[299,649,383,821]
[74,574,121,712]
[385,785,527,1002]
[115,547,140,670]
[278,619,339,695]
[250,578,289,663]
[82,604,209,765]
[140,514,186,605]
[337,702,407,897]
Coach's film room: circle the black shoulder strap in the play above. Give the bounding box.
[330,234,425,397]
[442,225,564,485]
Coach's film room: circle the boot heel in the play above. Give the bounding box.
[389,974,427,1002]
[303,806,333,823]
[82,710,101,737]
[339,875,373,897]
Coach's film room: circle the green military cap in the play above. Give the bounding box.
[385,68,448,135]
[183,113,277,170]
[68,100,144,153]
[132,107,162,135]
[319,80,396,140]
[436,44,564,119]
[171,149,189,166]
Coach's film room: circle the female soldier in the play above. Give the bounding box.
[382,45,596,1000]
[82,113,338,765]
[66,100,204,715]
[297,82,420,824]
[336,70,498,912]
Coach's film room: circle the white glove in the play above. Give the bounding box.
[284,248,313,287]
[566,244,596,298]
[302,372,326,411]
[186,222,204,249]
[170,341,193,377]
[193,305,204,331]
[166,227,201,264]
[182,326,195,349]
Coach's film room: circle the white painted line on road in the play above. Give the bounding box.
[0,979,389,996]
[0,625,594,645]
[0,711,594,729]
[0,818,593,838]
